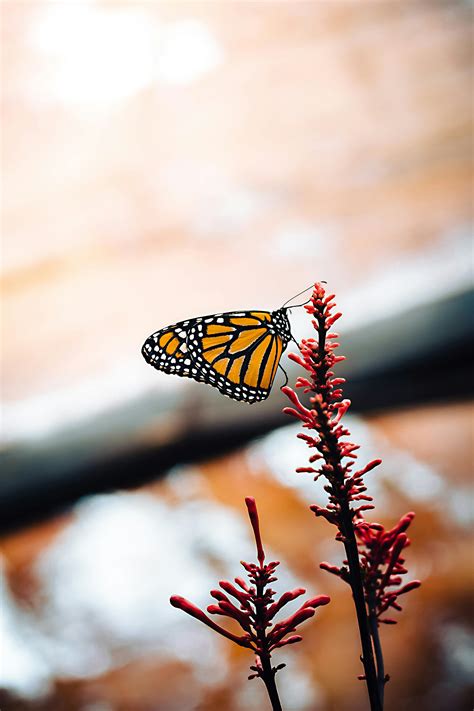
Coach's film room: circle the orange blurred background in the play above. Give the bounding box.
[1,2,473,710]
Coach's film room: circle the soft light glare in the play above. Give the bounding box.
[32,5,154,108]
[157,20,223,85]
[31,7,222,110]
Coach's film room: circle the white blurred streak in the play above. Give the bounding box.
[30,7,222,111]
[31,5,154,109]
[1,360,180,444]
[0,561,52,698]
[290,224,473,338]
[338,224,473,329]
[157,20,222,86]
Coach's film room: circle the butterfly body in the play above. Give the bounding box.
[142,307,292,403]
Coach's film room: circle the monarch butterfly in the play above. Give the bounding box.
[141,287,313,403]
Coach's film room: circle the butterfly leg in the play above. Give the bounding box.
[278,362,289,390]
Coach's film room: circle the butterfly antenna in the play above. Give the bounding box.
[281,281,327,309]
[281,284,314,309]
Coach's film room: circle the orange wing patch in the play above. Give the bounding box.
[250,311,271,322]
[157,331,185,358]
[159,332,174,348]
[206,324,235,335]
[227,355,246,383]
[230,317,262,327]
[260,336,282,389]
[243,335,273,387]
[203,345,227,364]
[202,334,233,350]
[213,357,230,375]
[270,337,283,383]
[228,328,266,354]
[165,336,180,355]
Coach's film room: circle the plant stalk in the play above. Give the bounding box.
[340,500,382,711]
[314,310,382,710]
[368,593,386,707]
[254,580,283,711]
[260,652,283,711]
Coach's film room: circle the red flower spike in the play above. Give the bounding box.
[171,498,330,711]
[219,580,252,608]
[234,576,251,592]
[356,513,421,624]
[266,588,306,620]
[396,581,422,596]
[283,282,421,711]
[274,634,303,648]
[170,596,250,648]
[302,595,331,610]
[245,496,266,566]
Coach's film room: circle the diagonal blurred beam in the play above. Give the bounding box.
[1,289,472,534]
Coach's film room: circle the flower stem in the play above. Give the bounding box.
[368,593,386,707]
[255,578,283,711]
[340,500,382,711]
[313,304,382,710]
[311,400,381,708]
[260,652,283,711]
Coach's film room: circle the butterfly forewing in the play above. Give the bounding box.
[142,308,292,403]
[187,310,283,402]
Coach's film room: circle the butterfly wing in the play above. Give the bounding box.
[186,311,284,402]
[142,310,288,403]
[141,318,204,381]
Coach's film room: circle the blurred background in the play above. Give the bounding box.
[1,1,473,710]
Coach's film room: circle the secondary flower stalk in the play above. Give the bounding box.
[170,497,330,711]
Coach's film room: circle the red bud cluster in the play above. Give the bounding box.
[356,513,421,624]
[171,497,329,710]
[282,283,380,527]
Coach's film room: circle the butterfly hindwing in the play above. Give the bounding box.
[141,319,200,380]
[142,308,292,403]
